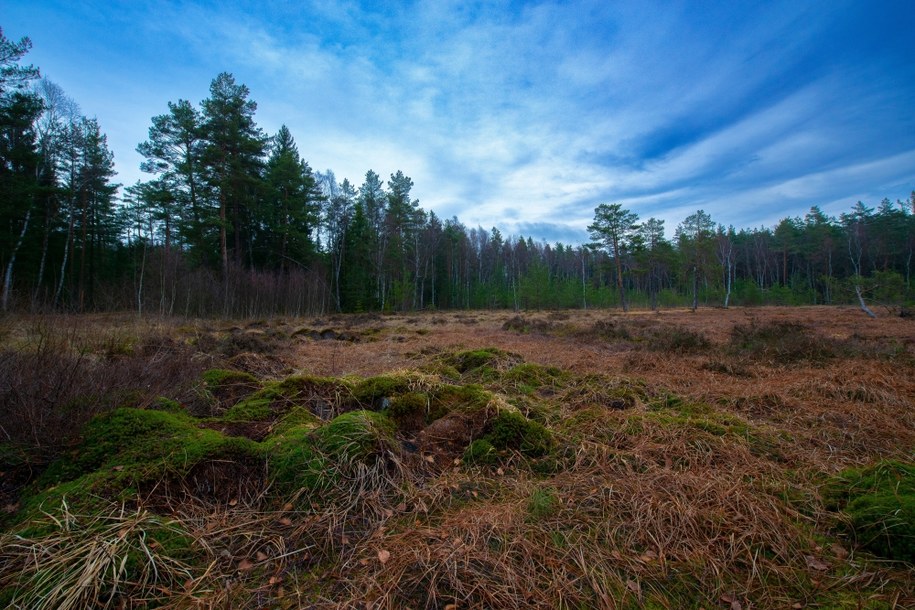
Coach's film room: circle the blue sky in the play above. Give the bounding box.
[6,0,915,243]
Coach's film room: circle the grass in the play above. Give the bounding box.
[1,308,913,608]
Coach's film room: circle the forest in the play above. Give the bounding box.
[2,29,914,317]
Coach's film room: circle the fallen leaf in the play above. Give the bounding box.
[424,454,435,463]
[731,602,743,610]
[396,502,407,512]
[342,536,350,545]
[830,543,849,559]
[278,517,292,526]
[792,603,804,609]
[276,586,284,598]
[228,498,238,507]
[452,537,463,547]
[359,559,369,566]
[805,555,829,571]
[256,551,268,561]
[625,579,641,597]
[236,558,254,572]
[496,467,504,475]
[282,502,294,512]
[444,605,457,610]
[112,465,124,472]
[378,549,391,564]
[268,576,283,585]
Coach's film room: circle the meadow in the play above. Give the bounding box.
[0,306,912,608]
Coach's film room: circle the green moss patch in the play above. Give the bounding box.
[484,411,553,458]
[200,368,260,412]
[442,348,523,380]
[824,460,915,563]
[25,408,263,518]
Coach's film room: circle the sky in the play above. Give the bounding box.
[5,0,915,244]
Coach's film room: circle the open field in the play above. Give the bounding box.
[0,306,913,608]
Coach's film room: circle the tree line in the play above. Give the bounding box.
[2,29,914,316]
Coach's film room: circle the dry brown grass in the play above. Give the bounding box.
[1,306,913,608]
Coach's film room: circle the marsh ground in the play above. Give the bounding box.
[0,306,913,608]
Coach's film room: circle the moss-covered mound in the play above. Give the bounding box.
[24,408,263,518]
[224,374,351,422]
[824,460,915,563]
[200,368,260,412]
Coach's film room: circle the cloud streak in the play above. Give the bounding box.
[5,0,914,243]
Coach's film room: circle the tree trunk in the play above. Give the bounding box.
[2,209,31,312]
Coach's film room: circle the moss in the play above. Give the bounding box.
[443,348,522,381]
[462,439,498,466]
[313,410,397,462]
[150,396,185,413]
[502,363,566,390]
[272,407,322,435]
[221,397,273,422]
[23,408,263,520]
[485,411,553,457]
[202,368,258,388]
[351,375,413,408]
[824,460,915,562]
[447,348,507,373]
[385,392,430,429]
[265,424,329,495]
[430,383,491,417]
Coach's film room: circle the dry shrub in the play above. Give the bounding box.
[0,318,206,461]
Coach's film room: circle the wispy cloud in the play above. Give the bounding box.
[5,0,914,241]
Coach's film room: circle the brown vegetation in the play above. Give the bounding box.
[0,306,913,608]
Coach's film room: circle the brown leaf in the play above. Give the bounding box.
[625,579,641,597]
[496,467,505,475]
[256,551,268,561]
[228,498,238,507]
[377,549,391,564]
[276,586,284,598]
[395,502,407,512]
[830,543,849,560]
[111,465,124,472]
[278,517,293,526]
[805,555,829,571]
[444,605,457,610]
[236,558,254,572]
[424,454,436,463]
[282,502,294,512]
